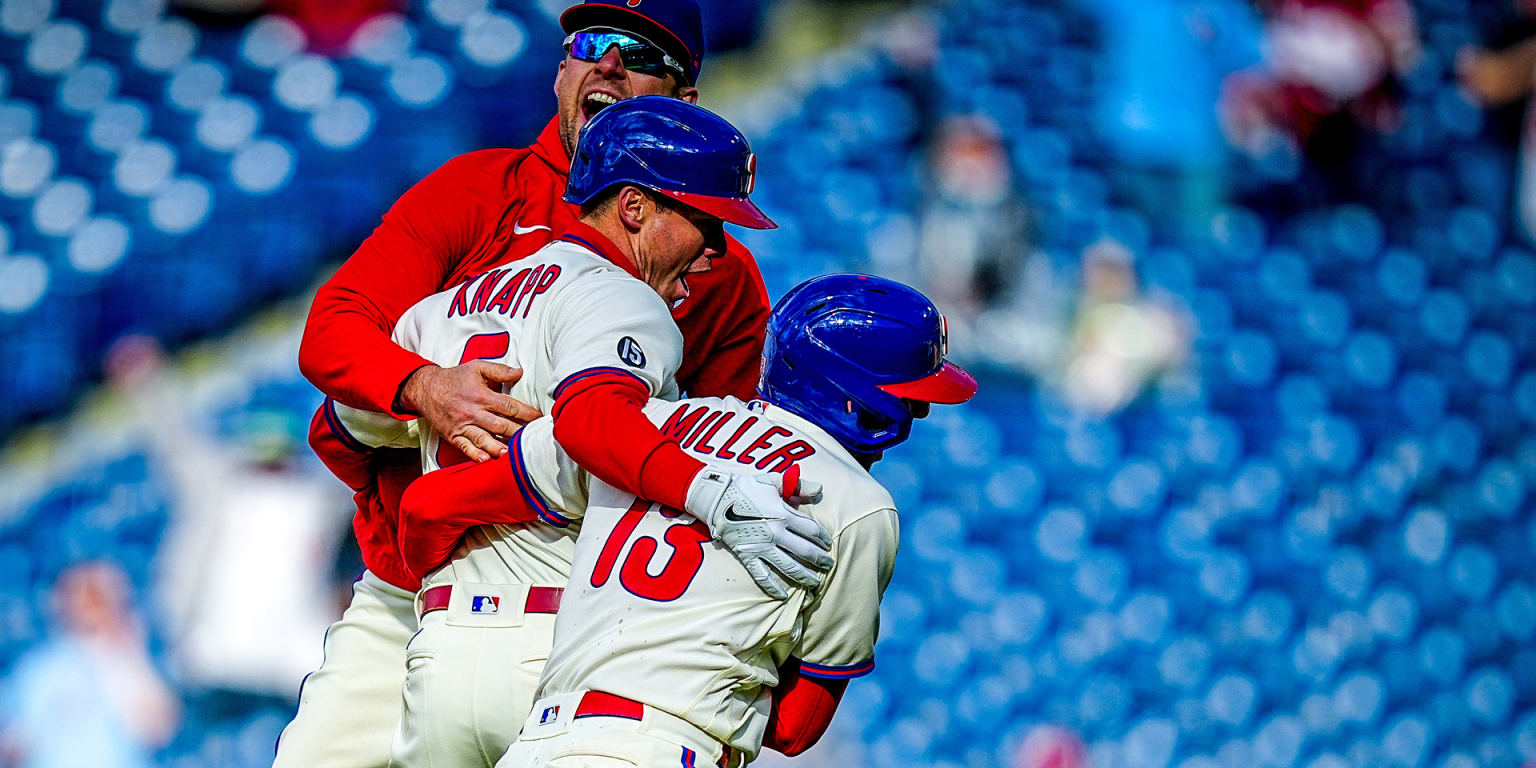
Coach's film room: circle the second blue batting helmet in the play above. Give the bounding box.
[759,274,978,455]
[564,95,775,229]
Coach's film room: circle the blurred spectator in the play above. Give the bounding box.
[174,0,401,53]
[1458,0,1536,142]
[0,562,180,768]
[1221,0,1420,201]
[104,336,349,702]
[1459,0,1536,241]
[1013,725,1088,768]
[917,115,1030,317]
[1059,238,1188,415]
[268,0,402,54]
[1088,0,1263,240]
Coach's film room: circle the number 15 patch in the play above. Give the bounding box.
[617,336,646,368]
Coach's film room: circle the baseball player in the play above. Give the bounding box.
[280,2,782,766]
[315,98,833,768]
[399,274,979,766]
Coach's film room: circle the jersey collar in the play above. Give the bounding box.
[531,116,571,176]
[749,399,870,474]
[558,221,641,280]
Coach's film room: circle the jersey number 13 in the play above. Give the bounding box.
[590,499,709,602]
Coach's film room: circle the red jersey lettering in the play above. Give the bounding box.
[469,269,507,314]
[673,410,819,470]
[738,426,792,466]
[714,416,758,460]
[755,440,816,472]
[487,268,531,314]
[661,403,710,441]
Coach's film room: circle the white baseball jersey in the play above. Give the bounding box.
[512,396,900,759]
[330,237,683,586]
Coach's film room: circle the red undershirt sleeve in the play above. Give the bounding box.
[764,659,847,756]
[396,451,546,580]
[551,373,705,511]
[307,399,377,492]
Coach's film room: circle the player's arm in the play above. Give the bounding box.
[672,238,770,399]
[767,507,899,754]
[764,661,848,756]
[307,397,418,492]
[546,280,832,597]
[398,417,589,579]
[297,151,532,461]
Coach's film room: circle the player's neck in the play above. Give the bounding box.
[577,214,639,268]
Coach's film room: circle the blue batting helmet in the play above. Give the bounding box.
[759,274,978,455]
[564,96,775,229]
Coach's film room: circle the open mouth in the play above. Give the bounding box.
[581,91,619,119]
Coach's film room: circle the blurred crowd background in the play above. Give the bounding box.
[0,0,1534,766]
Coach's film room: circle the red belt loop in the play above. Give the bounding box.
[419,584,452,617]
[418,585,564,619]
[525,586,564,613]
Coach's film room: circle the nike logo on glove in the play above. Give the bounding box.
[723,507,759,523]
[512,220,551,236]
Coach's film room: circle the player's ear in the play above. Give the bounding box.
[676,85,699,104]
[554,59,567,96]
[616,185,648,231]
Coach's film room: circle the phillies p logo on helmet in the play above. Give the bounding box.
[745,154,757,195]
[627,0,641,6]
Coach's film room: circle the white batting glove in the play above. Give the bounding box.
[685,467,833,600]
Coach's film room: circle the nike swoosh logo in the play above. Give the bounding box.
[723,508,758,523]
[512,221,551,236]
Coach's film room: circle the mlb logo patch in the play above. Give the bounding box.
[471,595,501,614]
[540,705,560,724]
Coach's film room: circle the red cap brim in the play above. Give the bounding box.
[876,361,978,404]
[659,189,777,229]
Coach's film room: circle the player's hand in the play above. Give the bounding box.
[684,468,834,600]
[400,362,543,463]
